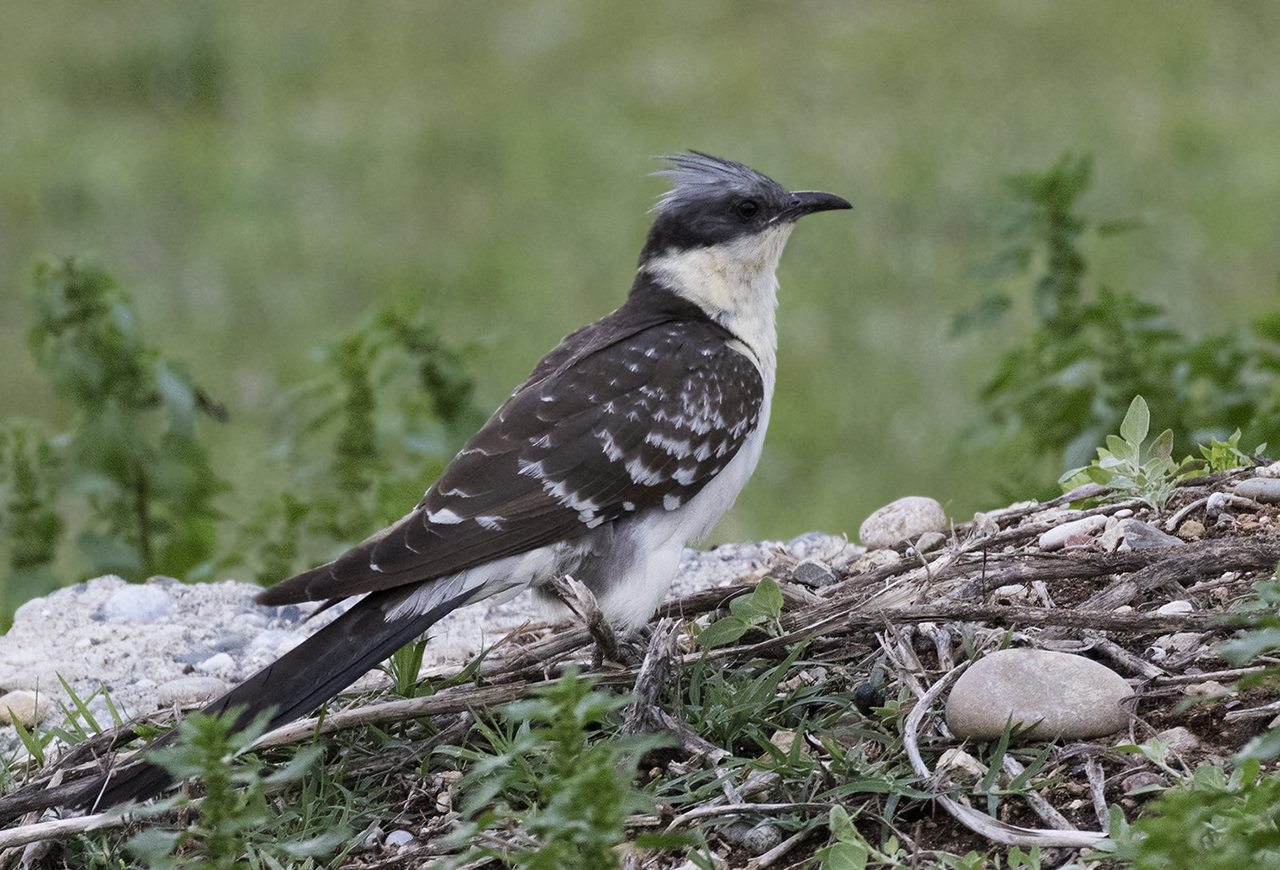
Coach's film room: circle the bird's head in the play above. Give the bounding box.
[638,151,851,266]
[635,152,850,359]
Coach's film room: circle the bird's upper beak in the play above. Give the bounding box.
[780,190,852,222]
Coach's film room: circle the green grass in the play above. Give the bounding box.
[1,1,1279,596]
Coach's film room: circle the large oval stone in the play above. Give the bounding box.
[946,649,1133,740]
[859,496,946,549]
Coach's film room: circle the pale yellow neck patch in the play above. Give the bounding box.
[641,224,793,382]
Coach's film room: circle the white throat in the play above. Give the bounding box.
[641,223,793,388]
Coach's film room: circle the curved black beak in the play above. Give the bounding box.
[780,190,852,222]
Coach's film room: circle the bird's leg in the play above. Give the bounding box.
[546,574,632,667]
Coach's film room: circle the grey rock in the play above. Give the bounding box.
[914,531,947,553]
[859,496,946,549]
[792,559,837,588]
[99,584,172,624]
[1120,519,1183,549]
[1234,477,1280,503]
[946,649,1133,740]
[1122,771,1166,794]
[1155,725,1200,755]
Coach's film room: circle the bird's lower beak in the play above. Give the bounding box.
[782,190,852,221]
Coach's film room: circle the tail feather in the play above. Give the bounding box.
[77,584,480,812]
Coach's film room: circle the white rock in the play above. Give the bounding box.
[385,829,415,847]
[859,496,946,549]
[946,649,1133,740]
[100,584,172,624]
[0,690,50,727]
[1256,462,1280,479]
[1156,600,1194,616]
[1038,515,1106,551]
[157,676,228,707]
[197,652,236,676]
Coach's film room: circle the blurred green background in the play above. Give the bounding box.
[2,1,1279,592]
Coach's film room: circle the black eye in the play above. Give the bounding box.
[735,199,760,220]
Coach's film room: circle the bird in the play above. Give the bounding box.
[64,151,851,814]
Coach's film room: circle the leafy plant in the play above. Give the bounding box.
[125,709,350,869]
[445,670,681,870]
[0,259,229,626]
[694,576,785,650]
[1058,395,1190,508]
[1090,762,1280,870]
[214,305,482,588]
[958,154,1280,500]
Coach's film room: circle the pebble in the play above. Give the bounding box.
[1122,771,1166,794]
[1156,600,1193,616]
[157,676,229,707]
[1155,725,1201,755]
[1183,680,1231,699]
[1257,462,1280,479]
[384,829,415,848]
[198,652,237,676]
[1177,520,1205,540]
[1234,477,1280,503]
[791,559,837,588]
[1117,519,1183,549]
[0,690,50,727]
[937,748,986,784]
[914,531,947,553]
[946,649,1133,740]
[1038,515,1106,551]
[859,496,946,549]
[98,583,173,624]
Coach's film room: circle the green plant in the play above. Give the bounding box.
[957,155,1280,500]
[214,305,482,588]
[124,709,350,869]
[1058,395,1190,508]
[1089,762,1280,870]
[693,576,785,650]
[446,670,680,870]
[0,259,228,625]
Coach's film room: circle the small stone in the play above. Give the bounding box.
[1156,632,1203,653]
[1119,519,1183,549]
[1155,726,1201,754]
[1122,771,1166,794]
[157,676,228,707]
[197,652,237,676]
[0,690,50,727]
[969,512,1000,538]
[1038,515,1107,551]
[914,531,947,553]
[1256,462,1280,479]
[1184,680,1231,699]
[1177,520,1205,540]
[1156,600,1194,616]
[859,496,946,549]
[1234,477,1280,503]
[937,748,986,784]
[385,830,415,848]
[849,549,901,574]
[99,584,172,623]
[791,559,837,588]
[992,584,1034,604]
[946,649,1133,740]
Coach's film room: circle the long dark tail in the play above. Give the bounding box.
[73,585,479,813]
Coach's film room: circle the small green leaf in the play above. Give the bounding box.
[1149,428,1174,461]
[1118,395,1149,445]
